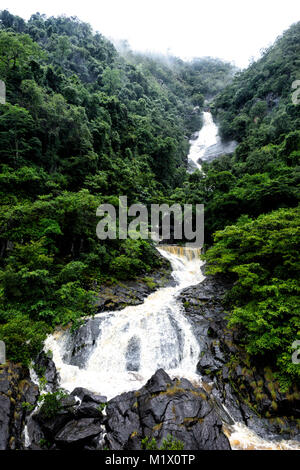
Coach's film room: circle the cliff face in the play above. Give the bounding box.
[104,369,230,450]
[0,362,38,449]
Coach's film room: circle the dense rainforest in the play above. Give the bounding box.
[0,10,299,392]
[0,11,235,364]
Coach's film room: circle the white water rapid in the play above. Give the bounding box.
[44,242,300,451]
[45,246,204,399]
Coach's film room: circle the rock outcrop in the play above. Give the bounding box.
[24,369,230,450]
[27,387,107,449]
[34,351,60,392]
[95,257,173,313]
[0,362,39,450]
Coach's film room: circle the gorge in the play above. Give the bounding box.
[0,11,299,453]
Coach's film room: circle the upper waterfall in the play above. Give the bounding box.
[188,111,237,172]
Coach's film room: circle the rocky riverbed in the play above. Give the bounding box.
[0,262,299,450]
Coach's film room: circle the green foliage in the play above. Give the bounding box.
[141,434,185,450]
[0,30,44,80]
[38,389,68,419]
[213,22,300,146]
[39,438,52,449]
[0,316,50,365]
[21,401,35,412]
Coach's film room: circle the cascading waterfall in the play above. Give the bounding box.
[42,114,299,450]
[45,246,204,400]
[188,111,218,171]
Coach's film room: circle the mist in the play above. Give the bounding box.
[2,0,300,68]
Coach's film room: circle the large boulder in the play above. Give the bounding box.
[54,418,103,447]
[105,369,231,450]
[71,387,107,404]
[71,387,107,419]
[33,393,79,437]
[28,387,107,449]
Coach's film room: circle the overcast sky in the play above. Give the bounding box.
[2,0,300,68]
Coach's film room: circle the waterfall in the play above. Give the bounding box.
[188,111,237,172]
[45,246,205,400]
[40,245,300,450]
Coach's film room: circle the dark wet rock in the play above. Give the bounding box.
[25,415,45,450]
[125,335,141,372]
[105,369,231,450]
[33,391,79,438]
[70,387,107,404]
[76,401,103,418]
[70,387,107,419]
[62,317,103,368]
[144,368,172,394]
[26,386,107,450]
[54,418,102,446]
[197,350,224,375]
[59,395,78,409]
[0,395,10,450]
[0,362,39,450]
[180,273,300,443]
[34,407,76,437]
[34,351,59,391]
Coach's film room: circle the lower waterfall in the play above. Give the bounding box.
[45,245,204,399]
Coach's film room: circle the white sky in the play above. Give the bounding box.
[2,0,300,68]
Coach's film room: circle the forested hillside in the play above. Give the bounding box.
[0,10,299,391]
[0,11,235,363]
